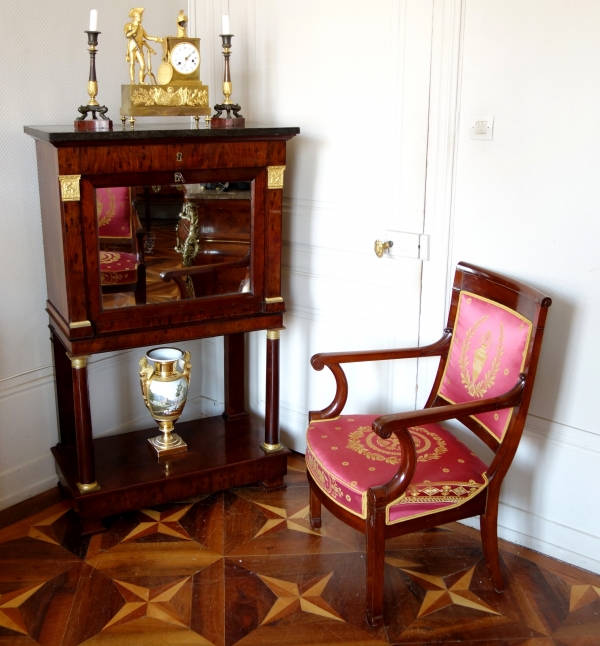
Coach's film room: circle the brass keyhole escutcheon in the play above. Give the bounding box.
[374,239,394,258]
[176,152,183,162]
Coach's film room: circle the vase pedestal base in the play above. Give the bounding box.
[148,433,187,458]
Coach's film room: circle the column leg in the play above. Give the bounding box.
[70,355,100,493]
[50,330,76,447]
[223,333,249,421]
[261,329,284,453]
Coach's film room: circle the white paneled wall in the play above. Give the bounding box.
[237,0,437,451]
[451,0,600,573]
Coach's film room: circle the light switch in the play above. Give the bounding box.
[469,114,494,140]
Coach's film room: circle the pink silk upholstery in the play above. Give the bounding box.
[100,251,138,285]
[97,187,132,239]
[438,291,532,441]
[306,415,488,525]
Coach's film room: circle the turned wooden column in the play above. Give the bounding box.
[261,329,283,452]
[70,355,100,493]
[50,331,76,447]
[223,332,249,421]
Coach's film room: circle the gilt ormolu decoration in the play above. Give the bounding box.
[121,8,210,125]
[58,175,81,201]
[267,166,286,190]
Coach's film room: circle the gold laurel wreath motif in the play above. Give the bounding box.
[459,316,504,398]
[99,251,121,264]
[347,426,447,464]
[97,188,117,228]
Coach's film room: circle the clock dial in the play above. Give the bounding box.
[171,42,200,75]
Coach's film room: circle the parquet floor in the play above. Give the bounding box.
[1,453,599,645]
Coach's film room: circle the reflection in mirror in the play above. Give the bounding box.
[96,182,251,309]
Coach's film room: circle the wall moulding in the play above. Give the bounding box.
[524,414,600,456]
[462,501,600,576]
[0,365,55,398]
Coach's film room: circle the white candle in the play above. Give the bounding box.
[221,14,230,34]
[89,9,98,31]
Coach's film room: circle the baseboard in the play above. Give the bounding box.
[457,415,600,575]
[460,502,600,575]
[0,454,58,511]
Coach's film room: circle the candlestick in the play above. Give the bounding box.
[89,10,98,32]
[211,33,245,128]
[74,30,112,131]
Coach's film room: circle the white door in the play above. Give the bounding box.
[192,0,461,451]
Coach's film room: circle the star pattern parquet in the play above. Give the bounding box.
[0,454,599,645]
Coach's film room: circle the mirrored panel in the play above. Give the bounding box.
[96,182,251,309]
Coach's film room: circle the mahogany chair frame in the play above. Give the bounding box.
[161,250,250,300]
[307,262,552,626]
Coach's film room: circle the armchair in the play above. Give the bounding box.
[306,262,551,626]
[97,186,146,305]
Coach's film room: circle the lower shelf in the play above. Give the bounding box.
[52,414,289,526]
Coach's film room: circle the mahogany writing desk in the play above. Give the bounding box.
[25,124,299,534]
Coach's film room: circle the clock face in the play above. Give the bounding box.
[171,42,200,75]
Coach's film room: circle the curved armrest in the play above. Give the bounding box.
[311,331,452,369]
[161,252,250,281]
[366,375,526,510]
[160,252,250,299]
[368,426,418,514]
[372,373,525,438]
[308,331,452,422]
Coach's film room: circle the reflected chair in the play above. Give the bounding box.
[97,187,146,305]
[306,262,551,626]
[160,190,251,299]
[161,251,251,299]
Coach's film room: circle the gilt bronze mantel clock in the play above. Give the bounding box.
[120,8,210,125]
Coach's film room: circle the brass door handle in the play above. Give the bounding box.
[374,239,394,258]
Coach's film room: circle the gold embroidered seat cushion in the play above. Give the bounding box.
[100,251,138,285]
[306,416,488,525]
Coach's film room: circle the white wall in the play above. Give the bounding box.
[450,0,600,573]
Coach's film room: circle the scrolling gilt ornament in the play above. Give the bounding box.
[347,426,447,465]
[175,201,200,299]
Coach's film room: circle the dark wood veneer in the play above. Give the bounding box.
[26,124,299,533]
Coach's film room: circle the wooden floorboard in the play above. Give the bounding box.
[0,452,598,645]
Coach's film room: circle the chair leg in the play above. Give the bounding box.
[365,511,386,627]
[309,482,322,529]
[135,264,146,305]
[480,506,504,592]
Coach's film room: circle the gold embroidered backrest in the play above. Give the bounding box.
[437,291,532,442]
[431,263,551,447]
[97,187,132,239]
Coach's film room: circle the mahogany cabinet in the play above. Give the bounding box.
[24,124,299,534]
